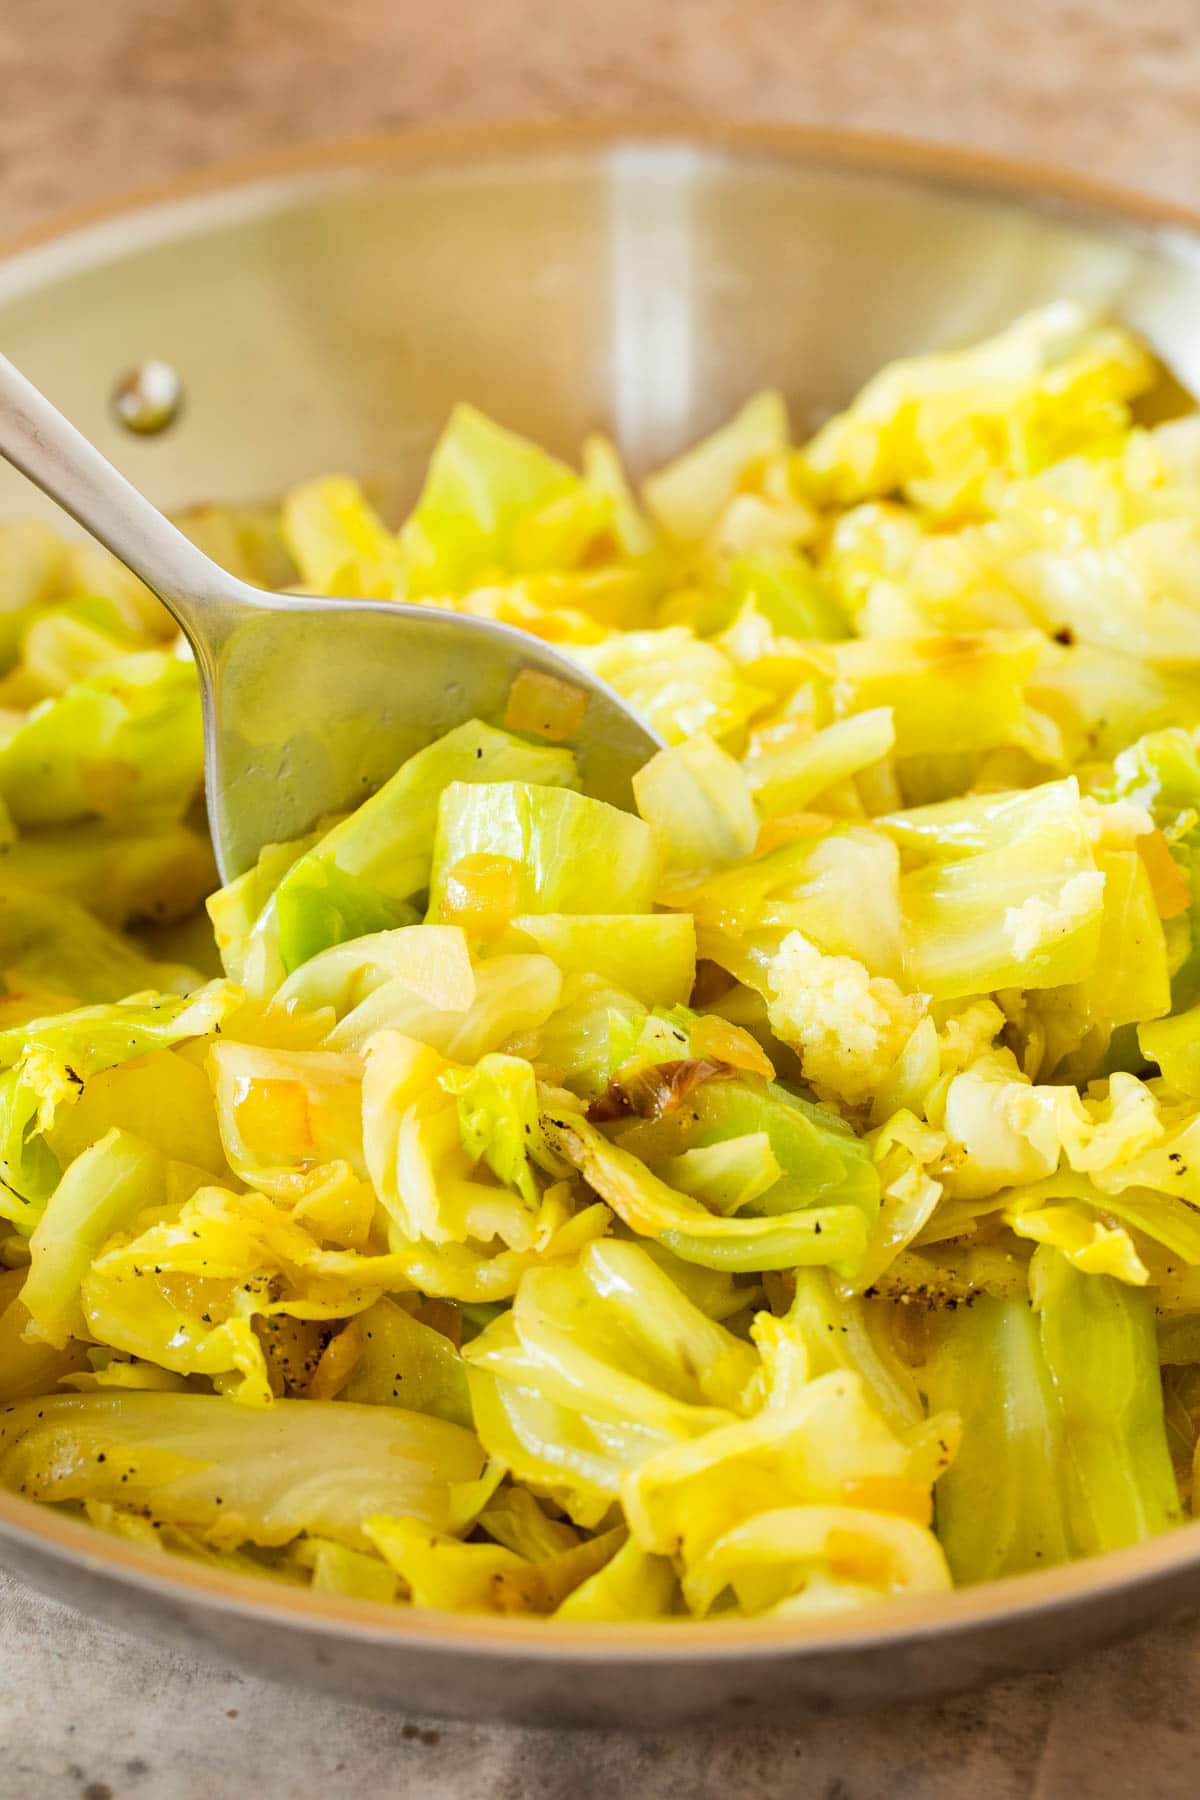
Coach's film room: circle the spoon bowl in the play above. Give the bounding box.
[0,352,661,880]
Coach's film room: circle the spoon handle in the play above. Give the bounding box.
[0,351,249,665]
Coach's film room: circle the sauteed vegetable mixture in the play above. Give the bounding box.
[2,302,1199,1620]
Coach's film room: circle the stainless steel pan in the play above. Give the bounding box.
[2,122,1200,1725]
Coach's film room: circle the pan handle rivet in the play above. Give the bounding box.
[111,360,184,435]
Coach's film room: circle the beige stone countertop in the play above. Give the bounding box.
[4,0,1200,1793]
[4,1572,1200,1799]
[3,0,1200,231]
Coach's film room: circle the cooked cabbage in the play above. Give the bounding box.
[3,301,1199,1622]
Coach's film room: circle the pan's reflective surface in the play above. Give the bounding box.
[3,123,1200,1721]
[5,127,1200,525]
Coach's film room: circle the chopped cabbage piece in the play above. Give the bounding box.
[398,405,601,594]
[568,629,768,747]
[463,1238,758,1520]
[343,1296,472,1427]
[0,882,198,1004]
[796,302,1154,509]
[428,781,658,919]
[283,477,407,599]
[1031,1246,1180,1555]
[899,779,1106,1000]
[506,913,695,1010]
[643,393,789,544]
[684,1504,952,1618]
[22,1131,167,1348]
[0,651,202,827]
[541,1109,871,1276]
[922,1293,1072,1582]
[555,1534,677,1620]
[0,1391,483,1548]
[633,734,759,872]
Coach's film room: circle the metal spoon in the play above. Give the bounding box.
[0,353,661,881]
